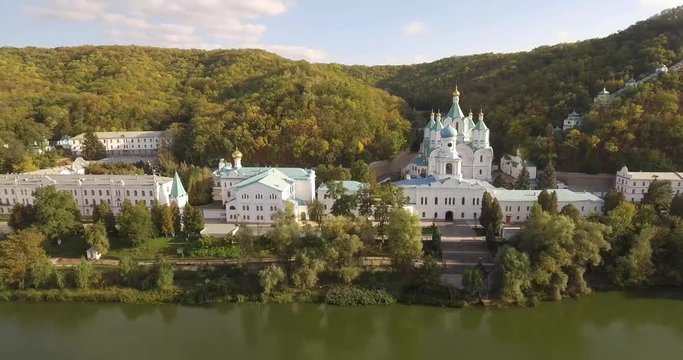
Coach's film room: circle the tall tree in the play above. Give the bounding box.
[150,200,164,236]
[603,189,625,213]
[92,202,117,235]
[671,194,683,218]
[8,203,35,231]
[537,160,557,190]
[170,201,182,236]
[117,200,154,247]
[643,180,673,213]
[350,160,375,184]
[480,191,494,229]
[307,199,325,224]
[33,186,82,243]
[490,198,504,234]
[182,204,205,241]
[268,203,302,264]
[82,131,107,160]
[386,208,422,271]
[492,246,532,305]
[85,222,109,256]
[431,225,442,260]
[514,168,532,190]
[493,174,509,189]
[549,191,559,214]
[331,194,358,218]
[0,229,49,289]
[160,205,175,237]
[537,190,552,212]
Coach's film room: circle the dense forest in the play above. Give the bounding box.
[1,6,683,173]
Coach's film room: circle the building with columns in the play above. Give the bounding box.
[0,172,186,217]
[213,150,316,224]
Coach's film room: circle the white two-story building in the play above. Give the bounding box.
[490,189,604,224]
[213,150,316,224]
[615,166,683,203]
[69,131,169,157]
[0,172,186,217]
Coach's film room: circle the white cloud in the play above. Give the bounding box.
[244,44,328,62]
[557,31,574,42]
[640,0,683,7]
[24,0,327,61]
[402,21,428,37]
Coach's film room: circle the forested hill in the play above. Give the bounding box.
[1,6,683,173]
[343,6,683,171]
[0,47,411,171]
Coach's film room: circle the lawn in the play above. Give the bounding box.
[107,237,187,260]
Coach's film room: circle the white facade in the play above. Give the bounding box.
[490,189,604,224]
[615,166,683,203]
[500,153,537,180]
[69,131,169,157]
[404,87,493,182]
[213,150,316,224]
[0,173,185,217]
[562,111,583,131]
[396,175,493,222]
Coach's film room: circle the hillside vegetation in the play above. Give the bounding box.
[1,7,683,173]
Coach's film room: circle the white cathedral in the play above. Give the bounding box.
[404,86,493,181]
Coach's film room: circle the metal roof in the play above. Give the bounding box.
[72,131,169,140]
[490,189,603,203]
[317,180,365,193]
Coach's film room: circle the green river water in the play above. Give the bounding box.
[1,291,682,360]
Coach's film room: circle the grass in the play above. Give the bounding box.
[46,235,89,258]
[107,237,186,260]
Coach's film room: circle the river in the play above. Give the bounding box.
[1,291,682,359]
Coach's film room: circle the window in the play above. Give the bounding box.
[91,190,95,196]
[434,197,438,205]
[134,190,138,196]
[434,212,438,219]
[461,197,465,205]
[106,190,110,196]
[472,198,476,206]
[479,169,483,175]
[518,206,520,211]
[142,190,146,196]
[422,212,426,218]
[126,190,130,196]
[480,155,483,162]
[461,212,465,218]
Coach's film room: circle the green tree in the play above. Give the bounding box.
[82,131,107,160]
[0,229,49,289]
[182,204,205,241]
[671,194,683,217]
[259,264,286,295]
[489,198,504,234]
[8,203,35,231]
[170,202,182,236]
[485,224,496,250]
[462,266,485,300]
[611,226,656,287]
[549,191,558,214]
[268,203,302,264]
[117,200,154,247]
[316,165,351,185]
[153,257,174,290]
[235,225,256,259]
[350,160,375,184]
[560,204,581,222]
[160,205,175,237]
[603,189,625,213]
[92,202,117,235]
[28,259,55,289]
[537,160,557,190]
[73,260,96,289]
[84,222,109,256]
[493,174,509,189]
[492,246,532,305]
[331,194,357,217]
[386,208,423,271]
[431,225,442,260]
[480,191,494,229]
[119,255,140,287]
[643,180,673,213]
[537,190,552,212]
[307,199,325,224]
[150,200,164,236]
[33,186,82,243]
[320,216,364,284]
[514,168,532,190]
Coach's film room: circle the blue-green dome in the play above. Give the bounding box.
[440,124,457,138]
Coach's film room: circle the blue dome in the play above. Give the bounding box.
[440,124,457,138]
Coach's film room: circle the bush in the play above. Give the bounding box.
[324,286,397,306]
[73,260,96,289]
[259,265,286,295]
[190,245,242,258]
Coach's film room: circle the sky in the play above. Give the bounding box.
[1,0,682,65]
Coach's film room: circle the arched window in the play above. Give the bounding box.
[461,197,465,205]
[480,155,483,162]
[446,163,453,175]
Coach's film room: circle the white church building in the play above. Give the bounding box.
[397,87,495,222]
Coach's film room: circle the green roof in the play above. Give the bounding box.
[446,101,465,120]
[232,169,294,192]
[474,119,489,131]
[490,189,603,203]
[170,172,187,198]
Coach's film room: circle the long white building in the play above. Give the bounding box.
[68,131,169,157]
[0,173,187,217]
[213,150,316,224]
[615,166,683,203]
[491,189,604,224]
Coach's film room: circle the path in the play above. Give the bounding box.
[433,222,494,287]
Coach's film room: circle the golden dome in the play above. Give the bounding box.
[231,149,243,159]
[452,86,460,97]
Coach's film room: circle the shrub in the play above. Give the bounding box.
[259,265,286,295]
[73,260,96,289]
[324,286,397,306]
